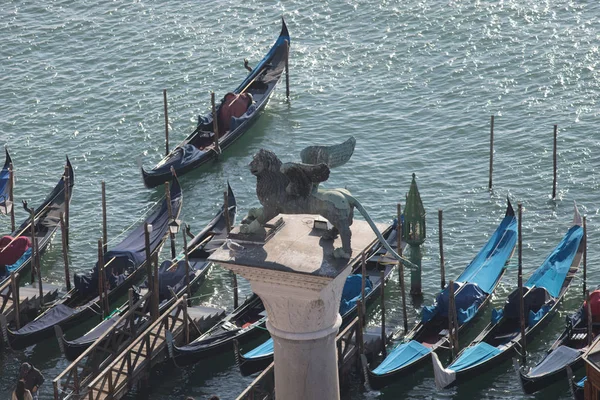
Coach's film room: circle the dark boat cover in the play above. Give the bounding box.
[527,345,582,377]
[74,179,182,296]
[13,304,77,334]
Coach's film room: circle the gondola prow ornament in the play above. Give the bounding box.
[240,137,418,270]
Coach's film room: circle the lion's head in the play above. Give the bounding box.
[249,149,282,176]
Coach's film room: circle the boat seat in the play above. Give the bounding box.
[572,333,588,341]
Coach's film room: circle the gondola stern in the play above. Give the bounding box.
[65,156,74,186]
[4,147,12,169]
[55,324,67,356]
[431,351,456,389]
[512,357,529,394]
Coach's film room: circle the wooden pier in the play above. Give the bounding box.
[86,295,209,400]
[0,272,60,328]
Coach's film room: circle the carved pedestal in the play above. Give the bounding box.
[208,214,384,400]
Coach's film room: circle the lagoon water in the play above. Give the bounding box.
[1,0,600,399]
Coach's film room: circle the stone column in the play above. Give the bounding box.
[249,269,349,400]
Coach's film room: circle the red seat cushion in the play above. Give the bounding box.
[0,235,32,265]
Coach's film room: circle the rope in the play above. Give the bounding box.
[105,196,165,246]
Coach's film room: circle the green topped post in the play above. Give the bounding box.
[403,173,426,296]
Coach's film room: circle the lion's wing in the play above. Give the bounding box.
[281,162,330,197]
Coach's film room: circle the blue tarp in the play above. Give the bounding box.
[6,248,32,273]
[455,212,518,293]
[372,340,432,375]
[525,225,584,297]
[421,282,486,324]
[577,376,587,388]
[244,338,275,359]
[0,162,8,205]
[491,308,503,324]
[528,304,551,327]
[448,342,501,372]
[339,274,372,315]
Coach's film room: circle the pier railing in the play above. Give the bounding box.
[53,290,152,400]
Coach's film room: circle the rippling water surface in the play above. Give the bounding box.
[1,1,600,399]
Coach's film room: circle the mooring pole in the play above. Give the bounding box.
[97,239,105,318]
[163,89,169,156]
[448,280,457,359]
[357,299,364,358]
[101,181,108,253]
[9,163,15,232]
[64,165,70,246]
[587,290,593,347]
[489,115,494,190]
[285,40,290,100]
[128,288,136,337]
[28,206,37,284]
[35,227,43,305]
[60,212,71,291]
[224,190,231,233]
[361,252,366,316]
[518,202,526,364]
[183,229,191,299]
[380,269,386,357]
[153,253,160,321]
[224,190,237,309]
[583,216,587,298]
[438,209,445,290]
[165,182,176,259]
[552,124,558,199]
[397,203,408,333]
[211,92,220,155]
[10,272,20,330]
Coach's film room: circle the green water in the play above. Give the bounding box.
[1,0,600,399]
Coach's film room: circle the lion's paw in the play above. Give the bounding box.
[333,247,351,259]
[240,219,263,235]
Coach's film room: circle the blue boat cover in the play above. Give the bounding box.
[372,340,431,375]
[577,376,587,387]
[339,274,372,315]
[491,308,503,324]
[421,282,486,324]
[528,304,551,327]
[448,342,501,372]
[6,248,32,273]
[525,225,584,297]
[421,208,517,324]
[0,158,8,205]
[455,212,517,293]
[244,274,372,359]
[528,345,582,376]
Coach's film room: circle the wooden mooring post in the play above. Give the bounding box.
[380,269,386,357]
[183,228,191,299]
[60,212,71,291]
[587,290,593,347]
[552,124,558,199]
[98,239,106,319]
[448,280,459,360]
[163,89,169,156]
[397,203,408,333]
[438,209,445,290]
[361,252,366,316]
[166,182,176,259]
[583,216,587,297]
[518,202,526,364]
[10,272,20,330]
[212,92,220,155]
[28,204,37,284]
[101,181,108,253]
[489,115,494,190]
[64,164,70,246]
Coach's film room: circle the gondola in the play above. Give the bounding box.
[432,204,585,389]
[141,18,291,188]
[0,174,182,350]
[167,222,395,367]
[514,289,600,394]
[234,223,399,376]
[0,157,74,289]
[0,149,12,214]
[364,200,517,390]
[57,184,236,361]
